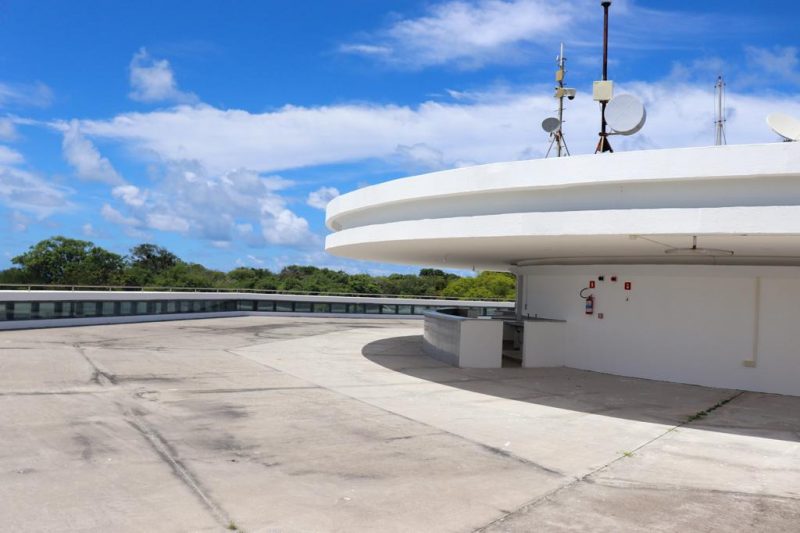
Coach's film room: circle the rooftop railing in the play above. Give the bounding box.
[0,283,512,303]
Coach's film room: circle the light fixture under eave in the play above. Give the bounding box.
[664,236,734,256]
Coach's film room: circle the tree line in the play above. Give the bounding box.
[0,236,515,300]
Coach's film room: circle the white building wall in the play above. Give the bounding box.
[423,312,503,368]
[518,265,800,396]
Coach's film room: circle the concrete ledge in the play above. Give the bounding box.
[423,310,503,368]
[0,311,428,331]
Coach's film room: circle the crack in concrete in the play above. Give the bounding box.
[124,409,236,530]
[73,343,117,385]
[589,479,800,501]
[187,385,322,395]
[68,342,241,529]
[473,389,748,532]
[0,390,112,397]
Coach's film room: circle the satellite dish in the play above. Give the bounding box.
[541,117,561,133]
[767,113,800,141]
[605,94,646,135]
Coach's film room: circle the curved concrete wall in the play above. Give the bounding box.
[517,264,800,396]
[325,143,800,269]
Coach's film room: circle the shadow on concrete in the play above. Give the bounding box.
[362,335,800,442]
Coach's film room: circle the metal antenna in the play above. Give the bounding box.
[595,1,613,153]
[542,44,574,158]
[714,75,727,145]
[548,43,571,157]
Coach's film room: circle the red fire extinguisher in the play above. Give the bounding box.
[580,287,594,315]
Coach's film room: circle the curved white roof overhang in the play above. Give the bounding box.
[325,143,800,269]
[326,206,800,270]
[326,143,800,232]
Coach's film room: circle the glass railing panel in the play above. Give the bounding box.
[11,302,31,320]
[275,301,293,312]
[101,302,116,317]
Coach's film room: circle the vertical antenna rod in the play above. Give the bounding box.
[557,43,565,157]
[554,43,570,157]
[714,75,727,146]
[544,43,573,158]
[595,1,613,153]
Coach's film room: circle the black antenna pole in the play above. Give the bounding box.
[596,0,613,153]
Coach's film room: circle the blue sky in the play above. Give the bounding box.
[0,0,798,274]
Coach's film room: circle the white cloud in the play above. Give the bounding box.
[0,142,71,219]
[395,143,446,170]
[0,164,72,218]
[145,212,190,232]
[129,48,196,104]
[0,81,53,108]
[96,164,315,248]
[338,0,720,70]
[341,0,575,69]
[112,184,147,206]
[101,203,140,227]
[246,254,264,265]
[306,186,340,210]
[77,99,546,174]
[337,44,391,56]
[11,211,29,232]
[76,81,800,178]
[744,46,800,84]
[0,145,24,165]
[260,194,316,246]
[0,118,17,140]
[236,223,253,235]
[62,120,124,184]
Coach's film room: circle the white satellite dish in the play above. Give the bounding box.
[767,113,800,141]
[605,94,646,135]
[541,117,561,133]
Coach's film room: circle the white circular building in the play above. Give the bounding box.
[326,142,800,396]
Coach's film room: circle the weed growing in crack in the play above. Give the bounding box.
[685,392,742,424]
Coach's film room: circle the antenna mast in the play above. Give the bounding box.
[594,0,613,153]
[714,75,727,145]
[551,43,571,157]
[541,44,577,157]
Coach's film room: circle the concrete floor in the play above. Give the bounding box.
[0,316,798,532]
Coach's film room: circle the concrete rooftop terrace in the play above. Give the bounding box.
[1,316,799,532]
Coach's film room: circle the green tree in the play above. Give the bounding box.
[441,271,515,300]
[224,267,279,290]
[121,243,183,286]
[152,263,225,288]
[347,273,381,294]
[129,244,180,272]
[3,236,488,296]
[11,236,125,285]
[0,267,35,284]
